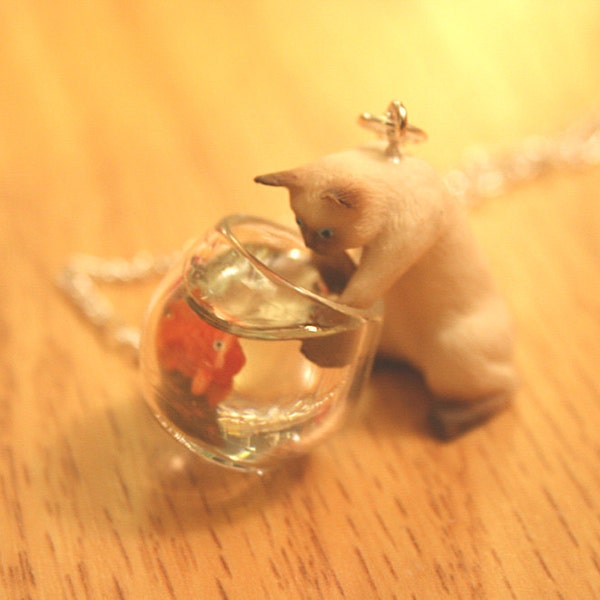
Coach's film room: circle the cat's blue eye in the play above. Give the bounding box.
[295,216,305,229]
[318,228,334,239]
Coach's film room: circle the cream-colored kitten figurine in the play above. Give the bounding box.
[255,114,516,438]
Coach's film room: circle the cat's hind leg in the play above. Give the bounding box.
[420,305,517,439]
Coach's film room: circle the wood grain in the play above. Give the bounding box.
[1,2,600,598]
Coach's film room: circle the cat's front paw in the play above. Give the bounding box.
[300,328,360,368]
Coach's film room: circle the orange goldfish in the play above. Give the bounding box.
[156,297,246,407]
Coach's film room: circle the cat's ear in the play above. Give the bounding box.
[322,186,362,209]
[254,169,302,189]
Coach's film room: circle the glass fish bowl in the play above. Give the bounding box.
[139,215,382,472]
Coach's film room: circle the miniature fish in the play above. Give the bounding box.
[157,297,246,407]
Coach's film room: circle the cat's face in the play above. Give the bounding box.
[290,186,367,254]
[255,169,378,255]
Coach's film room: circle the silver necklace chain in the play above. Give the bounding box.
[57,251,179,354]
[57,106,600,353]
[444,105,600,204]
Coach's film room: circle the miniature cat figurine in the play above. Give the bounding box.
[255,141,517,438]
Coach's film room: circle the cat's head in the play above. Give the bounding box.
[255,150,388,254]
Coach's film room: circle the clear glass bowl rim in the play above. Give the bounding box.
[182,214,381,338]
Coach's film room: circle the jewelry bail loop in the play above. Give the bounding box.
[359,100,427,162]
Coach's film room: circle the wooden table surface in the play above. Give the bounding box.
[2,2,600,598]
